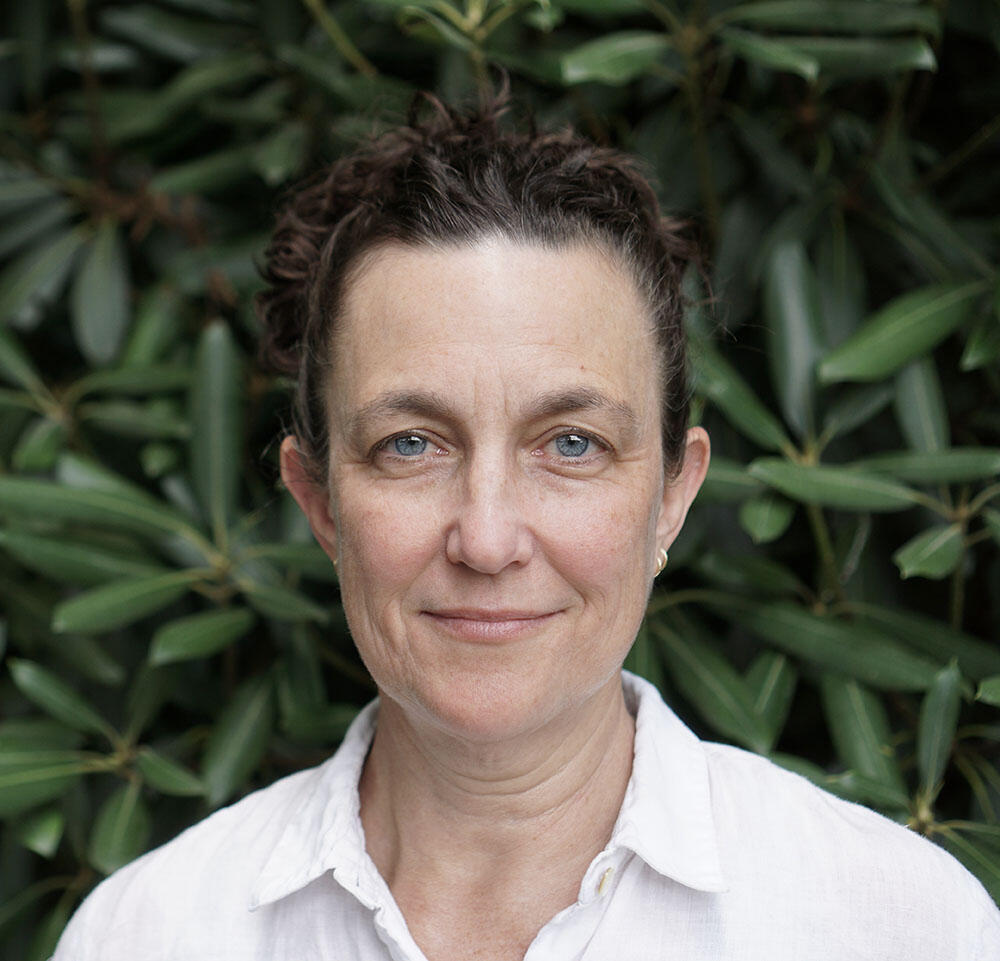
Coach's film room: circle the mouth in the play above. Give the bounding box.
[421,608,561,642]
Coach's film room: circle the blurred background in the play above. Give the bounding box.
[1,0,999,953]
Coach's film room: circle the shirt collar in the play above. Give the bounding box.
[251,671,727,910]
[250,699,379,910]
[612,671,728,893]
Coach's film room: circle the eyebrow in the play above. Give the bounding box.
[346,386,641,445]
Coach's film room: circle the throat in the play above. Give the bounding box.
[358,677,636,954]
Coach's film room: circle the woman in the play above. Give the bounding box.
[54,96,997,960]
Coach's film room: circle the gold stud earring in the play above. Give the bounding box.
[654,547,669,576]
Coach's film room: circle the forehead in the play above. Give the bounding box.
[331,238,658,424]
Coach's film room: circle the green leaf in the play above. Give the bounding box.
[821,769,910,810]
[141,441,180,478]
[8,659,113,737]
[960,313,1000,371]
[719,1,941,37]
[100,4,246,62]
[691,340,792,452]
[149,607,255,665]
[730,109,814,200]
[651,617,772,753]
[0,324,47,397]
[916,660,962,797]
[252,121,307,185]
[848,604,1000,681]
[719,28,819,81]
[0,751,88,818]
[746,651,797,752]
[0,225,87,329]
[121,285,183,366]
[0,169,58,217]
[239,579,330,622]
[778,35,936,78]
[560,31,671,85]
[820,676,906,795]
[135,747,204,796]
[976,675,1000,708]
[107,52,267,141]
[70,218,131,365]
[124,664,174,742]
[281,703,361,743]
[150,144,258,195]
[893,524,964,580]
[68,364,191,399]
[79,399,190,440]
[856,448,1000,484]
[894,357,948,452]
[12,416,65,471]
[25,898,74,961]
[739,491,796,544]
[690,550,805,597]
[715,600,942,690]
[275,46,412,111]
[191,321,242,544]
[55,635,126,688]
[697,457,765,502]
[821,384,894,442]
[748,458,920,511]
[0,476,204,543]
[88,780,151,875]
[818,280,988,383]
[52,568,206,633]
[554,0,646,14]
[239,542,337,581]
[763,239,822,437]
[0,718,82,751]
[202,674,274,806]
[815,222,866,349]
[937,830,1000,903]
[985,509,1000,548]
[13,806,64,858]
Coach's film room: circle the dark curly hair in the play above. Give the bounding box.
[257,91,697,481]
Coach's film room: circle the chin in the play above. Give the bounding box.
[399,667,570,744]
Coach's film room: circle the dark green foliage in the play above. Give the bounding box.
[0,0,999,947]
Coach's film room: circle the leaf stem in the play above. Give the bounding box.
[921,111,1000,188]
[682,49,720,246]
[646,587,744,615]
[643,0,684,34]
[969,483,1000,516]
[66,0,109,183]
[949,556,965,630]
[299,0,377,78]
[804,503,843,604]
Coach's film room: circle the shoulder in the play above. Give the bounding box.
[702,740,1000,955]
[51,761,328,960]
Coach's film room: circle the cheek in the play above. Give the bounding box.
[337,489,438,584]
[536,482,655,589]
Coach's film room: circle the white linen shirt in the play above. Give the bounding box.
[53,671,1000,960]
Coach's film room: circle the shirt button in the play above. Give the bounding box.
[597,866,614,896]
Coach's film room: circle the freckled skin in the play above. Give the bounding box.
[309,237,705,744]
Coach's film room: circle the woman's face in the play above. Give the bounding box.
[284,237,708,743]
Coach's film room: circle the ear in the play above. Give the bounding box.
[279,436,339,562]
[655,426,710,552]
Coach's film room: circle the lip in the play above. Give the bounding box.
[421,608,561,642]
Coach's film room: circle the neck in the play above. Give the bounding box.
[359,673,635,889]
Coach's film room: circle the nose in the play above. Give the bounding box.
[444,455,532,574]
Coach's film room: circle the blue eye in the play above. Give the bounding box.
[393,435,428,456]
[555,433,590,457]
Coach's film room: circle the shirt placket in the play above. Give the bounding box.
[523,848,633,961]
